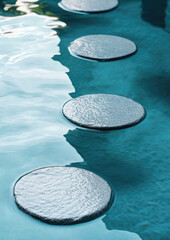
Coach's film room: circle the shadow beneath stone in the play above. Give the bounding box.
[64,128,147,189]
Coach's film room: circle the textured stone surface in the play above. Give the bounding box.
[14,167,113,225]
[58,0,118,14]
[63,94,146,130]
[69,35,137,61]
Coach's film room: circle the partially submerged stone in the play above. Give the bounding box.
[14,167,113,225]
[69,35,137,61]
[62,94,146,130]
[58,0,118,14]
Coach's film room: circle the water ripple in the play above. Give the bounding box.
[0,14,74,151]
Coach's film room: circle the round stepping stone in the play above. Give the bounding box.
[58,0,118,14]
[14,167,113,225]
[68,35,137,61]
[62,94,146,130]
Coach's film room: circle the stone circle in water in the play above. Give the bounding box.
[58,0,118,14]
[14,166,113,224]
[62,94,146,130]
[69,35,137,61]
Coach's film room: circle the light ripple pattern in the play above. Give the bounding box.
[0,14,74,151]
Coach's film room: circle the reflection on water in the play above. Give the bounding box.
[0,0,61,16]
[0,1,170,240]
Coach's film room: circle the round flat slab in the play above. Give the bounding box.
[58,0,118,14]
[68,35,137,61]
[14,167,113,225]
[62,94,146,130]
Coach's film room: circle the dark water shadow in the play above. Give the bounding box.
[141,0,168,28]
[63,128,150,237]
[64,128,148,190]
[137,71,170,105]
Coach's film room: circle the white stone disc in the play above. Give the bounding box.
[69,35,137,61]
[59,0,119,14]
[14,167,113,224]
[62,94,146,130]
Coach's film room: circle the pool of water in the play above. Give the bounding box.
[0,1,170,240]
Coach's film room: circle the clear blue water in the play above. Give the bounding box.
[0,1,170,240]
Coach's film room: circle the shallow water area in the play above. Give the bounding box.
[0,0,170,240]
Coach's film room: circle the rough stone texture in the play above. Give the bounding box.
[69,35,137,61]
[58,0,118,14]
[63,94,146,130]
[14,167,113,225]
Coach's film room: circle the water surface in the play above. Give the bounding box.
[0,1,170,240]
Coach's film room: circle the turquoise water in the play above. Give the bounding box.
[0,0,170,240]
